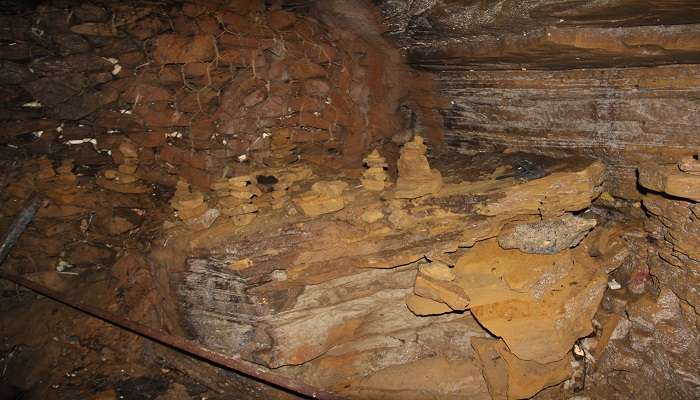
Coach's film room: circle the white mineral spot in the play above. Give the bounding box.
[65,138,97,146]
[608,278,622,290]
[22,101,42,108]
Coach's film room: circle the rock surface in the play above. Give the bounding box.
[638,163,700,202]
[394,135,442,199]
[412,239,608,364]
[372,0,700,198]
[472,337,572,400]
[173,154,612,398]
[497,213,597,254]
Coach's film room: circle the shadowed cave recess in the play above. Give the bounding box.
[0,0,698,399]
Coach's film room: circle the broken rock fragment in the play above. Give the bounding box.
[472,337,572,400]
[294,180,348,217]
[497,213,596,254]
[638,162,700,202]
[410,239,607,364]
[678,155,700,175]
[405,293,452,316]
[478,161,605,217]
[418,260,455,281]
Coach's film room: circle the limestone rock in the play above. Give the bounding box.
[361,149,388,192]
[294,180,348,217]
[411,239,608,363]
[596,286,700,400]
[336,356,491,400]
[405,293,452,316]
[478,161,605,217]
[360,209,384,224]
[638,163,700,202]
[678,155,700,175]
[265,128,297,167]
[418,260,455,281]
[395,136,442,199]
[497,213,597,254]
[414,274,470,310]
[642,191,700,318]
[170,180,208,222]
[98,139,149,194]
[41,159,82,205]
[472,337,572,400]
[36,156,56,180]
[214,175,259,226]
[152,34,215,64]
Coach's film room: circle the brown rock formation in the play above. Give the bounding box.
[375,0,700,198]
[497,213,597,254]
[360,149,389,192]
[395,136,443,199]
[1,1,699,399]
[293,180,348,217]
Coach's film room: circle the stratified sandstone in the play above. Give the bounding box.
[638,163,700,202]
[171,154,615,399]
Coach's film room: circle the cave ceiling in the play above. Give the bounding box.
[374,0,700,69]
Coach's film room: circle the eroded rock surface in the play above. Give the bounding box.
[497,213,597,254]
[174,153,618,398]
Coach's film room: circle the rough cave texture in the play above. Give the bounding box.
[376,0,700,199]
[0,1,698,400]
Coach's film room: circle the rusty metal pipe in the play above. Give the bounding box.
[0,271,343,400]
[0,193,44,265]
[0,193,343,400]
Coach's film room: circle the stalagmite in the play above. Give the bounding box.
[394,135,442,199]
[361,149,388,191]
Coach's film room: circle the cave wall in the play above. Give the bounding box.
[372,1,700,398]
[376,0,700,198]
[0,0,414,192]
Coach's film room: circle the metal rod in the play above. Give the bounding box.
[0,193,44,265]
[0,271,343,400]
[0,193,344,400]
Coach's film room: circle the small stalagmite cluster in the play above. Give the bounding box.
[98,140,149,194]
[293,180,348,217]
[170,179,207,223]
[394,135,442,198]
[361,149,388,191]
[213,175,260,226]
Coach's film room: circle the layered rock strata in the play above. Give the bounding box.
[174,150,623,399]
